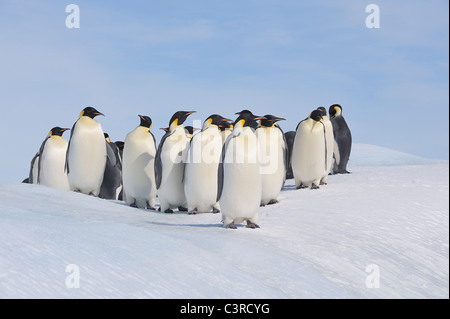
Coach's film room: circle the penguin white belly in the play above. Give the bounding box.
[257,128,286,204]
[40,137,70,190]
[123,128,157,208]
[220,130,261,224]
[184,131,222,212]
[157,129,189,210]
[292,121,326,187]
[68,118,106,195]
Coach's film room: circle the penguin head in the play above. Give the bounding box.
[138,115,152,128]
[234,113,266,129]
[104,133,111,143]
[115,141,124,152]
[309,110,323,122]
[316,107,327,117]
[168,111,196,130]
[80,106,104,119]
[49,127,70,137]
[329,104,342,118]
[259,114,286,127]
[219,122,233,132]
[203,114,232,130]
[184,126,199,138]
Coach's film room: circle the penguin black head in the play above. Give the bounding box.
[234,113,266,128]
[169,111,196,128]
[329,104,342,118]
[235,109,254,116]
[80,106,104,119]
[115,141,124,151]
[138,115,152,128]
[219,122,233,132]
[205,114,232,128]
[260,114,286,127]
[184,126,199,135]
[50,127,70,136]
[317,107,327,117]
[104,133,111,143]
[309,110,323,122]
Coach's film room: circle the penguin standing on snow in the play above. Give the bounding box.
[37,127,71,190]
[218,113,265,229]
[122,115,157,209]
[291,110,326,190]
[99,133,123,200]
[316,106,334,184]
[184,114,231,214]
[255,115,287,206]
[65,106,114,196]
[155,111,195,213]
[284,131,296,180]
[329,104,352,174]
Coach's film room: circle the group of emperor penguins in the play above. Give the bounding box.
[25,104,352,229]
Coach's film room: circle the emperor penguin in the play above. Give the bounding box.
[65,106,112,196]
[184,114,231,214]
[284,131,295,180]
[218,113,265,229]
[291,110,326,190]
[155,111,195,213]
[329,104,352,174]
[122,115,157,209]
[255,115,287,206]
[99,133,123,200]
[37,127,71,190]
[317,107,334,184]
[184,126,199,139]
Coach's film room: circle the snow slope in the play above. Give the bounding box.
[0,143,448,298]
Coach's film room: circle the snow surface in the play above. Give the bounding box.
[0,143,448,299]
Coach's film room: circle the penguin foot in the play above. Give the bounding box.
[225,222,237,229]
[246,221,260,229]
[157,207,161,212]
[296,184,308,190]
[147,206,156,211]
[188,208,198,215]
[310,183,320,190]
[268,199,279,205]
[320,181,327,185]
[164,209,174,214]
[130,202,138,208]
[211,208,220,214]
[260,202,266,207]
[178,206,188,212]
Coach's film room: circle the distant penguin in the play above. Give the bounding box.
[218,113,265,229]
[329,104,352,174]
[155,111,195,213]
[184,114,231,214]
[65,106,112,196]
[122,115,157,209]
[291,110,326,190]
[184,126,199,139]
[284,131,295,180]
[99,133,123,200]
[256,115,287,206]
[37,127,70,190]
[317,107,334,184]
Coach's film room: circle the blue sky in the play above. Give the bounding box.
[0,0,448,182]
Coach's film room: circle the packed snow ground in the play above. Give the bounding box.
[0,143,448,298]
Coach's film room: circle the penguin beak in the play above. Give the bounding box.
[139,115,145,121]
[222,118,232,122]
[94,112,104,116]
[160,127,169,132]
[192,128,200,132]
[275,117,286,122]
[253,116,266,120]
[62,128,70,132]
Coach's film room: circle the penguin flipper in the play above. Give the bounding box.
[65,122,77,174]
[216,133,235,202]
[105,141,117,167]
[29,151,39,183]
[37,137,50,184]
[155,131,172,189]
